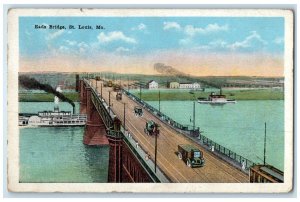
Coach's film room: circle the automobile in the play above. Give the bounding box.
[134,106,143,117]
[144,120,159,136]
[116,92,122,101]
[177,144,205,168]
[108,80,113,87]
[113,84,121,92]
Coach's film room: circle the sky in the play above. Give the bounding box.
[19,17,285,76]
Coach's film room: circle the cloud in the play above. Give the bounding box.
[184,23,228,36]
[132,23,147,31]
[64,40,77,46]
[77,42,89,53]
[97,31,137,44]
[194,40,228,51]
[191,31,268,52]
[46,30,64,41]
[163,22,181,30]
[179,38,192,45]
[178,23,229,46]
[209,40,228,48]
[77,42,88,48]
[115,47,130,52]
[227,31,267,50]
[273,36,284,44]
[58,46,69,52]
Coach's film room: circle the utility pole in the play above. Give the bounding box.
[155,131,158,173]
[127,76,129,91]
[189,91,196,131]
[101,83,103,99]
[158,90,161,113]
[123,103,126,129]
[139,83,142,100]
[264,122,267,165]
[109,91,111,115]
[193,101,195,131]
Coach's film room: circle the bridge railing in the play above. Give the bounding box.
[123,89,198,133]
[200,136,255,170]
[121,127,169,183]
[123,89,256,171]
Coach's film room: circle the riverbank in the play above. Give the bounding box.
[19,88,283,102]
[131,89,284,101]
[19,92,79,102]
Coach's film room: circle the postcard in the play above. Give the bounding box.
[7,8,294,193]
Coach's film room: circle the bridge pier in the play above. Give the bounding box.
[79,80,87,114]
[107,134,123,182]
[83,84,109,146]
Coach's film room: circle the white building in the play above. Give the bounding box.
[147,80,159,89]
[179,82,201,89]
[168,82,180,89]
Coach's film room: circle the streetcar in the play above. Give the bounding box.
[250,164,283,183]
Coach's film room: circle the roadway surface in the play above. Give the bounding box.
[91,79,249,183]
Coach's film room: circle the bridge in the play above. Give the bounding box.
[79,78,249,183]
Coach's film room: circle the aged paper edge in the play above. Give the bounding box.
[7,8,294,193]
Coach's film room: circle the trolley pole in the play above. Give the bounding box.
[264,122,267,165]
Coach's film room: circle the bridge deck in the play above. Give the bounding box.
[91,79,249,183]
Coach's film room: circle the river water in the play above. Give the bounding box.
[19,98,284,182]
[146,100,284,171]
[19,102,109,183]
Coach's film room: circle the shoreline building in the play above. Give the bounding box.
[147,80,159,89]
[168,81,180,89]
[178,82,201,89]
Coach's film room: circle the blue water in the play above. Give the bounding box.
[147,100,284,171]
[19,102,109,183]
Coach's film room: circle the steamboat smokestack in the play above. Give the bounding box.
[75,74,80,92]
[19,75,75,109]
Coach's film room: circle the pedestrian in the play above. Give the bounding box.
[145,152,149,161]
[136,141,139,149]
[242,160,246,170]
